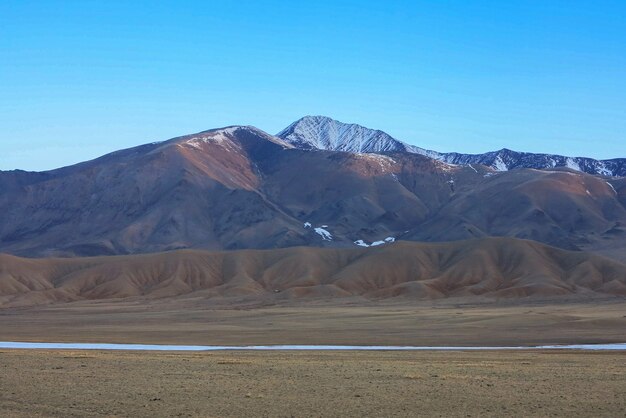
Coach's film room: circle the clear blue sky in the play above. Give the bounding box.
[1,1,625,171]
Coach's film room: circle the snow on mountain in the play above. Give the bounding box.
[278,116,626,177]
[277,116,439,158]
[314,226,333,241]
[184,125,294,150]
[440,148,626,177]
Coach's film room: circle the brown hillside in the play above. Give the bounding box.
[1,237,624,308]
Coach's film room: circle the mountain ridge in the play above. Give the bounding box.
[1,121,625,258]
[277,116,626,177]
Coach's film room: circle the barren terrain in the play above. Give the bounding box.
[2,238,626,310]
[0,349,624,417]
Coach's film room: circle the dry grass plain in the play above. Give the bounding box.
[0,349,624,417]
[1,298,625,416]
[1,298,625,346]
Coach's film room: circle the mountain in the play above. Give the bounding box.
[439,148,626,177]
[277,115,439,158]
[277,116,626,177]
[1,237,625,308]
[1,122,625,257]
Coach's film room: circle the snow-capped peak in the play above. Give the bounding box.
[276,116,439,158]
[181,126,293,150]
[277,116,626,177]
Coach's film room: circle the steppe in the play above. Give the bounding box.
[0,349,624,417]
[1,298,625,346]
[2,274,625,418]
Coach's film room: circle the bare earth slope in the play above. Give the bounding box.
[1,237,625,309]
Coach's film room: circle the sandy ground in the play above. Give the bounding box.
[1,298,625,346]
[0,349,624,417]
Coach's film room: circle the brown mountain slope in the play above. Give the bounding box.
[1,237,624,308]
[408,169,626,249]
[1,126,625,257]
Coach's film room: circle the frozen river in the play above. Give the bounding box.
[0,342,625,351]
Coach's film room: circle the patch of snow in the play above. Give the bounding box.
[493,156,508,172]
[184,126,292,151]
[303,222,312,228]
[468,164,478,173]
[185,139,204,150]
[565,157,581,171]
[184,127,241,151]
[586,189,592,196]
[356,153,396,172]
[314,227,333,241]
[606,181,617,195]
[597,162,613,176]
[435,160,457,172]
[354,237,396,247]
[540,170,579,176]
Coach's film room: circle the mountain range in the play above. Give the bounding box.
[278,116,626,177]
[1,116,625,305]
[0,117,624,260]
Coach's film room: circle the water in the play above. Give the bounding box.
[0,342,624,351]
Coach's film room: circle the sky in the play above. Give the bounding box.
[1,0,625,171]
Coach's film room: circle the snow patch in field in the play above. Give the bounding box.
[354,240,369,247]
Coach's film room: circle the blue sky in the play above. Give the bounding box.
[1,1,625,171]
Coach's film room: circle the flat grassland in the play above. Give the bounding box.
[1,298,625,346]
[1,299,625,416]
[0,349,624,417]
